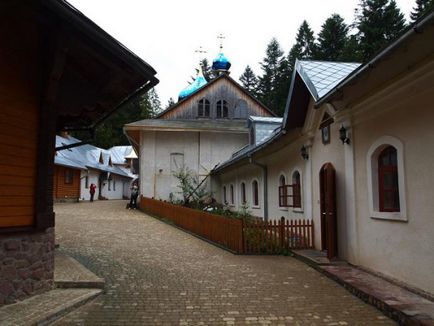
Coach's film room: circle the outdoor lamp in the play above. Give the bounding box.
[339,125,350,144]
[300,145,309,160]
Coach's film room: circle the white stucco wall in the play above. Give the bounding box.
[80,170,99,201]
[140,130,248,201]
[80,170,131,200]
[351,66,434,294]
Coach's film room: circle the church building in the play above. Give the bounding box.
[124,48,276,200]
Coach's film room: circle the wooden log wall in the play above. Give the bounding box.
[53,166,81,201]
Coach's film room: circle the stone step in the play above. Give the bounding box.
[0,288,102,325]
[54,252,104,289]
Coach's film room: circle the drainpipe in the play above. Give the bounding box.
[248,156,268,221]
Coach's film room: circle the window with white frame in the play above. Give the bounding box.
[230,184,235,205]
[367,136,406,221]
[240,182,246,205]
[252,180,259,207]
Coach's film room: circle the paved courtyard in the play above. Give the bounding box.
[54,201,394,325]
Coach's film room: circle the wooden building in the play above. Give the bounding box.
[125,60,276,201]
[0,0,157,304]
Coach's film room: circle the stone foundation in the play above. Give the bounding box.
[0,228,55,305]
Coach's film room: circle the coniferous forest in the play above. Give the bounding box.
[82,0,433,147]
[240,0,433,116]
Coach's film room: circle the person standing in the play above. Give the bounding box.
[89,183,96,202]
[129,185,139,209]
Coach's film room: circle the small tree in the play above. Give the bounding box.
[172,166,210,207]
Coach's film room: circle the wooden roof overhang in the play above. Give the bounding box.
[26,0,159,131]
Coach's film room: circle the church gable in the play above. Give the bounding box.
[158,76,275,120]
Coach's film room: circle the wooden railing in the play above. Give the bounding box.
[140,197,314,255]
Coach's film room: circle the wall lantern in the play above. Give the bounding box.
[339,125,350,144]
[300,145,309,160]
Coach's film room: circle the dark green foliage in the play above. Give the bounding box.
[355,0,406,61]
[239,65,259,96]
[257,38,289,116]
[72,88,161,149]
[410,0,434,22]
[316,14,350,61]
[288,20,317,70]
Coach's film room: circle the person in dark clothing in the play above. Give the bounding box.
[129,185,139,209]
[89,183,96,202]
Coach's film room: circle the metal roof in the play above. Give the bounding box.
[297,60,361,100]
[248,116,283,123]
[54,135,133,178]
[108,146,133,164]
[125,119,248,133]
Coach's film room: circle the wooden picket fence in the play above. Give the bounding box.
[140,197,314,255]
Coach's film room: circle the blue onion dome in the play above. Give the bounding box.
[178,66,207,100]
[212,51,231,71]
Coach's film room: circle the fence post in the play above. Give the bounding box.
[240,218,245,254]
[279,216,285,252]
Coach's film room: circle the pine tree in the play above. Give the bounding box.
[316,14,350,61]
[239,65,259,96]
[355,0,406,61]
[257,38,285,114]
[410,0,434,22]
[288,21,317,70]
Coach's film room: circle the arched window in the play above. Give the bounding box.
[292,171,301,208]
[252,180,259,207]
[230,184,234,205]
[240,182,246,204]
[378,146,400,212]
[216,100,228,118]
[223,186,227,204]
[278,175,287,207]
[367,136,406,221]
[198,98,210,117]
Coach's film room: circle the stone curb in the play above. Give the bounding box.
[37,289,102,326]
[291,250,434,326]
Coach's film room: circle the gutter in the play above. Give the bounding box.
[315,12,434,108]
[248,157,268,221]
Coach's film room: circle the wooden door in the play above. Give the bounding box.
[319,163,338,260]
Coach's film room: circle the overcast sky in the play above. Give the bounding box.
[69,0,415,106]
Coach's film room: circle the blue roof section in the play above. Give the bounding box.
[54,135,133,178]
[297,60,361,100]
[178,68,208,100]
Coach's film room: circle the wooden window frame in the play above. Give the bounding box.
[278,175,287,207]
[216,100,228,118]
[198,98,210,117]
[64,169,73,184]
[378,146,400,212]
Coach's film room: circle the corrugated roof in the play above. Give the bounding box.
[249,117,283,123]
[297,60,361,100]
[108,146,132,164]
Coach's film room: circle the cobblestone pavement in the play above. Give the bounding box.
[53,201,395,325]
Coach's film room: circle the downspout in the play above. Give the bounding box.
[248,156,268,221]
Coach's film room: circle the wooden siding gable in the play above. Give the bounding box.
[158,75,276,120]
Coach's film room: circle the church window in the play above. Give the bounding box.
[278,175,287,207]
[292,171,301,208]
[198,98,210,117]
[278,170,302,208]
[216,100,228,118]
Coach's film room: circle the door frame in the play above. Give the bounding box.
[319,163,338,260]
